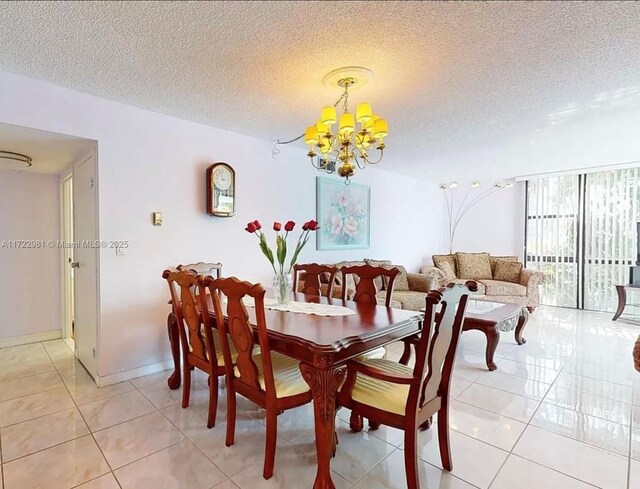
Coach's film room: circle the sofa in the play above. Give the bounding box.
[296,259,436,311]
[421,253,544,312]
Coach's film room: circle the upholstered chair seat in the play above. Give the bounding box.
[349,358,416,415]
[235,351,310,398]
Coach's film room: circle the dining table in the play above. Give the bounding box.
[165,292,423,489]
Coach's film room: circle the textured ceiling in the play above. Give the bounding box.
[0,1,639,180]
[0,122,94,173]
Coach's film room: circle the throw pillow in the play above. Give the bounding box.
[493,261,523,283]
[456,252,492,280]
[389,265,410,291]
[438,261,456,283]
[432,254,457,280]
[489,255,519,276]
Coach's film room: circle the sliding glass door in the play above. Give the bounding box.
[583,168,640,311]
[525,167,639,312]
[525,175,580,308]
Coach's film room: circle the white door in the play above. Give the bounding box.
[73,155,99,377]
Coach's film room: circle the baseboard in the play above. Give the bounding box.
[95,359,173,387]
[0,330,62,349]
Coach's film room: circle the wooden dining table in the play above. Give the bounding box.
[165,292,423,489]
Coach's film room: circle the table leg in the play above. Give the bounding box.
[485,325,499,371]
[167,312,181,390]
[300,362,346,489]
[515,308,530,345]
[613,285,627,321]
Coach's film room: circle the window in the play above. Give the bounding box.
[525,167,640,311]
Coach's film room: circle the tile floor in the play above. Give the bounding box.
[0,306,639,489]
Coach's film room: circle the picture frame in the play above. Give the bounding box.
[316,176,371,250]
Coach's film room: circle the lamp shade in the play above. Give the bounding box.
[316,121,330,136]
[373,118,388,138]
[304,126,319,145]
[338,113,355,134]
[321,106,337,126]
[355,103,373,123]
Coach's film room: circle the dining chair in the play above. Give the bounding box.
[340,264,400,307]
[292,263,338,297]
[162,269,228,428]
[339,282,475,489]
[200,276,313,480]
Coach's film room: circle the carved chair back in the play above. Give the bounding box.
[163,269,217,370]
[412,282,475,412]
[340,264,400,307]
[201,276,277,399]
[292,263,338,297]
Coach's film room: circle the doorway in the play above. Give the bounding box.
[0,122,98,378]
[61,174,75,352]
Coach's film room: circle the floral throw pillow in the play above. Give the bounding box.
[493,261,523,283]
[456,252,492,280]
[438,261,456,283]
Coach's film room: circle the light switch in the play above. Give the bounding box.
[152,212,163,226]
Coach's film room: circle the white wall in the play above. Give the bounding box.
[444,182,525,258]
[0,170,61,339]
[0,70,442,378]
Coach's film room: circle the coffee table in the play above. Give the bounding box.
[463,300,529,371]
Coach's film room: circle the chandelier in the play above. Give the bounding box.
[275,67,388,184]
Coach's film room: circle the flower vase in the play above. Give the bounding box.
[273,273,292,306]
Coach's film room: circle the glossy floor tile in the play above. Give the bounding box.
[114,439,226,489]
[0,386,75,427]
[489,454,598,489]
[1,306,639,489]
[93,411,184,468]
[2,435,109,489]
[513,426,628,489]
[531,402,630,455]
[78,389,156,431]
[0,407,89,462]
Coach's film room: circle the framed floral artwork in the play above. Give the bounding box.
[316,177,371,250]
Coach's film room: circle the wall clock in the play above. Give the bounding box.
[206,162,236,217]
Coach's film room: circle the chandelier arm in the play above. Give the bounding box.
[361,148,385,165]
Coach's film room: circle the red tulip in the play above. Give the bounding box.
[273,222,282,231]
[245,222,257,233]
[284,221,295,232]
[307,220,319,231]
[253,220,262,231]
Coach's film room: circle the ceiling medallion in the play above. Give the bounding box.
[0,150,32,168]
[274,66,388,185]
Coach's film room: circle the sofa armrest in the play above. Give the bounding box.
[519,268,544,288]
[413,267,446,291]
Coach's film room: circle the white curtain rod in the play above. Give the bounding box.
[515,160,640,182]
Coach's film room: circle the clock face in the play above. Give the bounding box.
[213,166,233,191]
